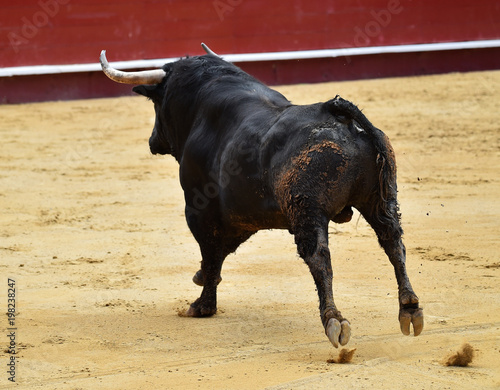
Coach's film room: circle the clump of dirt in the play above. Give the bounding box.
[176,307,189,317]
[443,343,474,367]
[327,348,356,364]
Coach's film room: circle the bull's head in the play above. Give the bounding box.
[100,44,219,157]
[100,50,174,155]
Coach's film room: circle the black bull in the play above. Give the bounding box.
[101,49,423,348]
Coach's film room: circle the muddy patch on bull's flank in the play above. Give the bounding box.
[274,140,348,226]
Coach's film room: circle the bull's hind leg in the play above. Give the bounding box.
[360,203,424,337]
[294,217,351,348]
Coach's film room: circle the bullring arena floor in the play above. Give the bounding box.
[1,70,499,389]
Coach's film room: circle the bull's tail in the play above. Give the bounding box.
[325,95,401,239]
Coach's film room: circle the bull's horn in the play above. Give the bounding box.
[100,50,166,85]
[201,43,219,57]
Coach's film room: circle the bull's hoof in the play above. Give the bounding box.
[398,289,423,336]
[185,299,217,317]
[192,270,222,286]
[399,306,424,336]
[326,318,351,348]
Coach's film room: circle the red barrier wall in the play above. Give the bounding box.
[1,0,500,102]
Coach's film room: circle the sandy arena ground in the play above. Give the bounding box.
[1,70,499,389]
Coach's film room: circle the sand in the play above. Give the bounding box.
[1,70,499,389]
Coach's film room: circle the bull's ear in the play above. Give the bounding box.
[132,84,159,98]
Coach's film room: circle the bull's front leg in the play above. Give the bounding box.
[184,209,254,317]
[186,242,223,317]
[184,208,224,317]
[191,231,253,287]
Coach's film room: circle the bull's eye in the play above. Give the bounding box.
[350,120,364,133]
[354,123,364,133]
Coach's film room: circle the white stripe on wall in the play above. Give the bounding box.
[1,39,500,78]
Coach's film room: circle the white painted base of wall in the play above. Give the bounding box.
[2,39,500,78]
